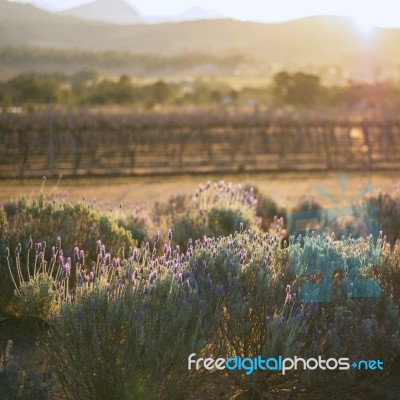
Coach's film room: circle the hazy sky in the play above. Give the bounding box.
[13,0,400,27]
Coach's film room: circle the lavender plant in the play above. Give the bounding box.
[363,188,400,245]
[0,340,53,400]
[3,184,400,399]
[0,193,136,310]
[173,181,260,248]
[2,193,136,263]
[43,237,221,400]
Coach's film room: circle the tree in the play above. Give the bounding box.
[6,73,61,104]
[150,80,172,104]
[272,71,322,107]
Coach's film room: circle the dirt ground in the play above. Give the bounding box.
[0,171,398,209]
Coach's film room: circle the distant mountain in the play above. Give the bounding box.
[1,0,400,81]
[145,6,223,23]
[60,0,142,24]
[174,6,222,21]
[0,0,55,21]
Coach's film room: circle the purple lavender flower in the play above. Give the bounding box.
[35,242,42,254]
[149,271,157,284]
[64,261,71,278]
[15,243,21,256]
[104,253,111,265]
[56,236,61,250]
[79,249,85,265]
[168,228,173,242]
[73,247,79,262]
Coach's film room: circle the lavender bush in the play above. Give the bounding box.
[173,181,260,248]
[0,340,53,400]
[43,237,221,400]
[0,193,136,309]
[363,189,400,245]
[2,181,400,399]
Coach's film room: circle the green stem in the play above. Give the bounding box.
[6,258,20,293]
[27,250,30,279]
[16,255,24,286]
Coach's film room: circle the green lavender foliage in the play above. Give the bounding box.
[173,181,260,248]
[2,193,136,261]
[5,229,390,398]
[364,189,400,245]
[0,340,53,400]
[2,182,400,399]
[0,193,136,309]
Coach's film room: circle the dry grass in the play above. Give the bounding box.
[0,171,398,209]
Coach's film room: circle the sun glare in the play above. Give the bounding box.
[354,16,376,35]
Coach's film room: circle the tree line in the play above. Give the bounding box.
[0,70,399,110]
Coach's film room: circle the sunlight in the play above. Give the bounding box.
[353,15,376,36]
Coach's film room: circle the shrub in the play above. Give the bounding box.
[173,181,260,248]
[116,203,154,246]
[245,185,286,231]
[376,239,400,303]
[288,231,400,392]
[2,193,135,261]
[43,239,219,400]
[13,273,57,320]
[5,215,400,399]
[0,193,136,310]
[364,190,400,245]
[0,340,53,400]
[287,195,324,237]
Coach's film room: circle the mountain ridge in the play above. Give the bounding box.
[1,1,400,80]
[59,0,142,24]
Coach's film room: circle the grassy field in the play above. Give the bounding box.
[1,171,398,208]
